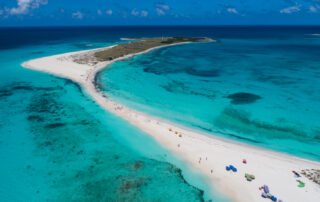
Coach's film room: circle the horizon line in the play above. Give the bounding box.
[1,24,320,28]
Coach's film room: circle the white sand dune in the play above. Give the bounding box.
[22,43,320,202]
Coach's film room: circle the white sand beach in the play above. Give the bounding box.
[22,43,320,202]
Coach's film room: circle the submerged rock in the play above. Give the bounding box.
[20,77,208,202]
[132,161,143,170]
[27,115,45,122]
[0,90,13,98]
[185,68,220,77]
[226,92,262,104]
[44,123,66,129]
[214,107,307,141]
[118,177,148,194]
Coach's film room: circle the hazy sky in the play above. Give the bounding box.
[1,0,320,26]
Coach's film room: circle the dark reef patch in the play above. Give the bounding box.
[0,82,60,100]
[27,115,45,122]
[11,85,34,91]
[251,69,302,86]
[313,129,320,141]
[185,68,220,77]
[45,123,66,129]
[256,74,299,86]
[226,92,261,104]
[118,176,149,194]
[162,81,186,93]
[162,80,216,99]
[143,65,181,75]
[0,90,13,98]
[214,107,311,142]
[143,64,221,78]
[132,161,143,171]
[24,87,205,201]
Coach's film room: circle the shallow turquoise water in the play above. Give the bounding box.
[99,29,320,161]
[0,27,231,202]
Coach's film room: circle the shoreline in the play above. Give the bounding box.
[22,42,320,202]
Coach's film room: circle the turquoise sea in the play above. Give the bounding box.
[0,27,229,202]
[1,26,320,202]
[98,26,320,161]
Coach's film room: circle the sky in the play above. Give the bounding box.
[0,0,320,26]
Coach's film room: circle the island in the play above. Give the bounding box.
[22,37,320,202]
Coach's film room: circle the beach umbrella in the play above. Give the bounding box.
[229,165,237,172]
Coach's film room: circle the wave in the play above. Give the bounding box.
[306,33,320,37]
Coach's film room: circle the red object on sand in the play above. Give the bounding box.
[243,159,247,164]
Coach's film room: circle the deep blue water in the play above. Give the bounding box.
[0,27,238,202]
[98,26,320,161]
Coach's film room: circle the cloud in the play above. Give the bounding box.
[309,5,320,13]
[72,11,84,19]
[157,4,170,10]
[131,9,139,16]
[280,5,300,14]
[226,7,238,14]
[7,0,48,15]
[106,9,113,16]
[141,10,148,17]
[156,3,170,16]
[131,9,149,17]
[156,8,165,15]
